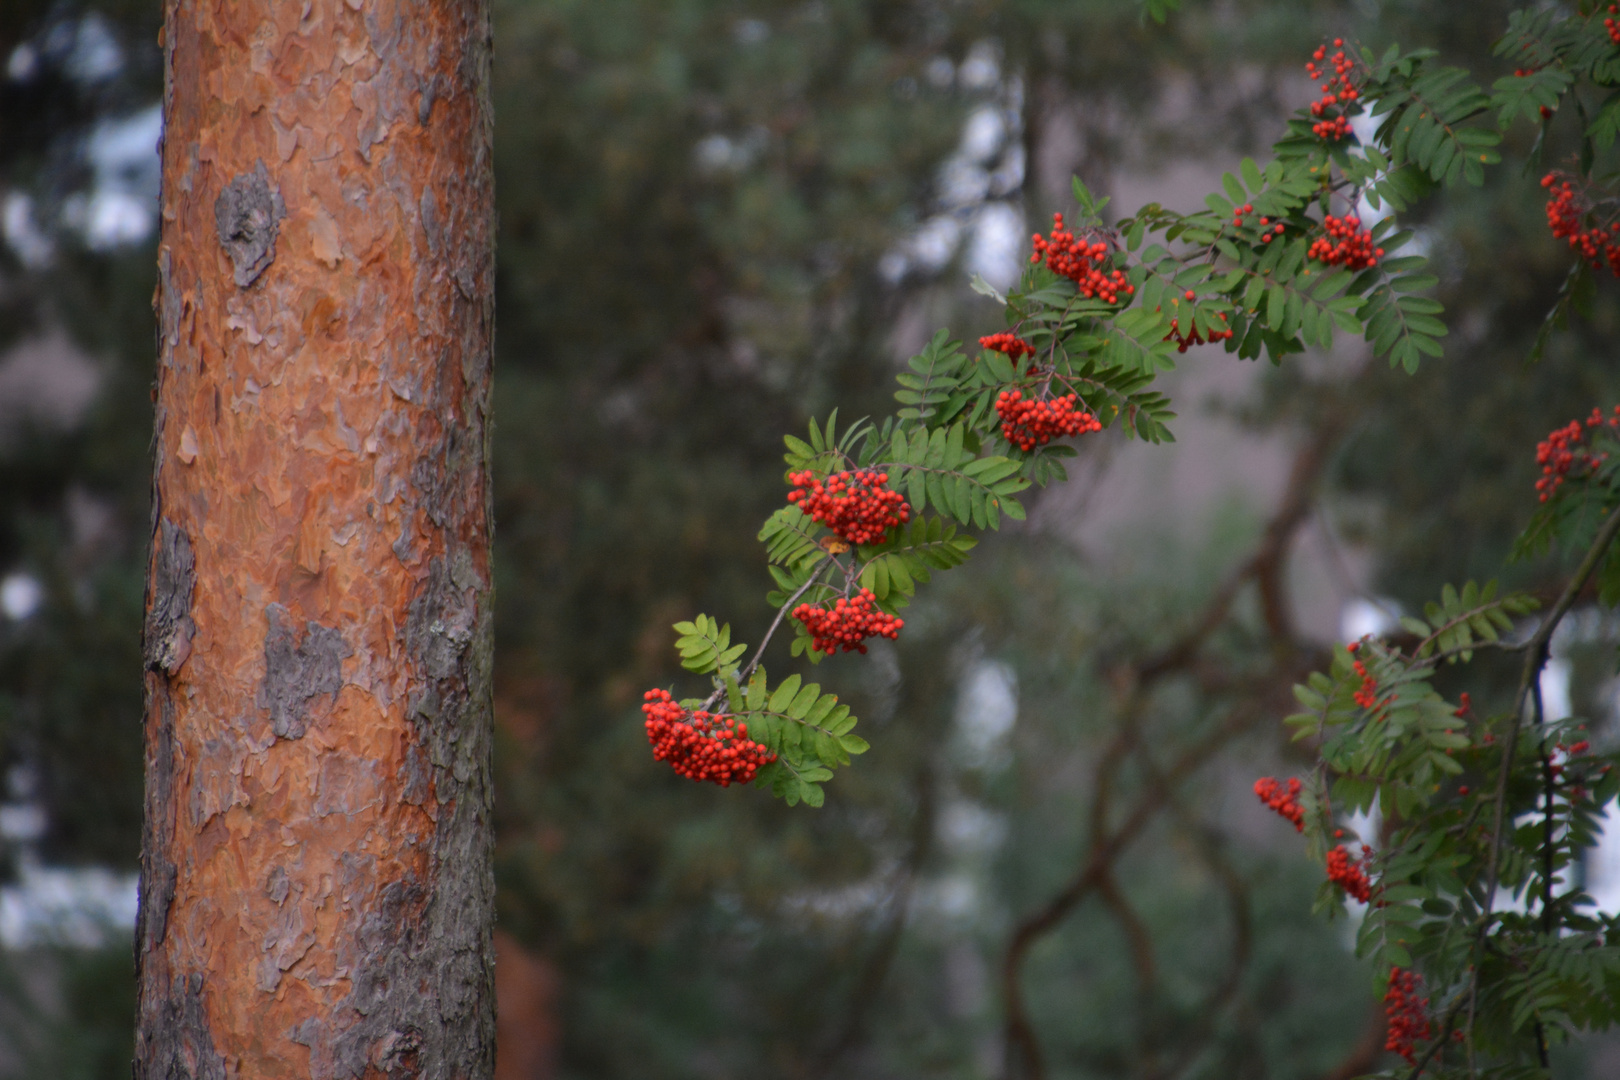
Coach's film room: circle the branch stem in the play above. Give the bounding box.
[1467,500,1620,1055]
[701,556,833,713]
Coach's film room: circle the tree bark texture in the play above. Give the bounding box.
[137,2,495,1077]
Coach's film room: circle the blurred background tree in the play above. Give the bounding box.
[2,1,1620,1078]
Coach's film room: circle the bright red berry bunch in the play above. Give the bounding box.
[1346,640,1386,713]
[1253,776,1305,831]
[793,588,903,654]
[787,469,911,546]
[1383,967,1433,1064]
[1307,215,1383,270]
[980,332,1036,360]
[642,689,776,787]
[1166,311,1234,352]
[1542,172,1620,276]
[1607,4,1620,45]
[1326,843,1372,903]
[996,389,1102,452]
[1030,213,1135,303]
[1352,660,1379,709]
[1534,407,1618,501]
[1305,40,1361,141]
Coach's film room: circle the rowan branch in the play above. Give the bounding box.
[1467,499,1620,1052]
[1480,501,1620,910]
[702,555,834,712]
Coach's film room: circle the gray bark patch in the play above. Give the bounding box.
[135,973,226,1080]
[137,700,177,956]
[419,187,441,256]
[266,864,291,905]
[143,518,196,675]
[400,743,431,806]
[214,161,285,288]
[258,603,353,740]
[405,557,476,682]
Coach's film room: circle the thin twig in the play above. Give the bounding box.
[1466,500,1620,1062]
[1480,502,1620,913]
[702,556,833,712]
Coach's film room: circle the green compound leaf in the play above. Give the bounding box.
[672,615,747,675]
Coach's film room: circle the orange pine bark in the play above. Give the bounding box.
[137,2,495,1077]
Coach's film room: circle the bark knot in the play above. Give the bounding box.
[214,161,285,287]
[144,518,196,675]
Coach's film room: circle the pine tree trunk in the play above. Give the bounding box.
[136,2,495,1076]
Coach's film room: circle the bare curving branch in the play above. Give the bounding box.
[1000,415,1348,1080]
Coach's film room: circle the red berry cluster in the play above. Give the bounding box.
[1537,419,1585,500]
[787,469,911,546]
[1383,967,1433,1064]
[1352,659,1379,709]
[642,689,776,787]
[1307,215,1383,270]
[995,389,1102,452]
[1542,173,1620,276]
[793,588,903,654]
[1534,406,1619,501]
[1346,640,1386,714]
[1326,843,1372,903]
[1254,776,1305,831]
[979,332,1036,360]
[1607,5,1620,46]
[1030,213,1135,303]
[1305,40,1360,141]
[1166,311,1234,352]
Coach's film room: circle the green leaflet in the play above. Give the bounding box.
[729,667,867,807]
[671,615,747,675]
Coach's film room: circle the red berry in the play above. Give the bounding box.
[1307,214,1380,270]
[793,588,903,654]
[1030,213,1134,303]
[979,332,1037,360]
[787,469,910,546]
[1326,844,1372,903]
[1304,41,1362,141]
[1383,967,1433,1064]
[1253,776,1305,831]
[994,389,1103,452]
[641,688,776,787]
[1544,172,1620,277]
[1531,410,1620,501]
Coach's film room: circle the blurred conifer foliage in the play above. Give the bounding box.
[2,0,1619,1077]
